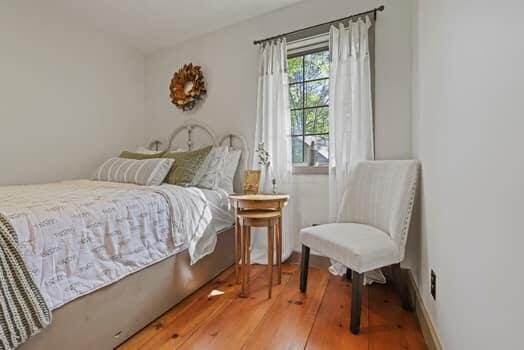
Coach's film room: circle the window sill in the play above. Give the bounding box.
[292,165,328,175]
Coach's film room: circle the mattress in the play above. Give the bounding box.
[0,180,233,311]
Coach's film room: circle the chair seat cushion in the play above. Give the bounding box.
[299,223,400,273]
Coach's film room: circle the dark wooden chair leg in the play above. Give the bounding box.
[345,267,352,280]
[350,271,362,334]
[299,245,310,293]
[392,263,413,311]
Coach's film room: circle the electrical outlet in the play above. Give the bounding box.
[430,270,437,300]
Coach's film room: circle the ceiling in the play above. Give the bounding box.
[50,0,303,53]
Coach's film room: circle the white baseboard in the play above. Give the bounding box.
[406,270,443,350]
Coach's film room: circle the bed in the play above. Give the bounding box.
[0,119,248,350]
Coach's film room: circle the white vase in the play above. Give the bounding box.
[261,165,272,193]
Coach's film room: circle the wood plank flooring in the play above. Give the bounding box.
[119,263,427,350]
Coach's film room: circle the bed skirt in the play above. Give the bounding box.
[18,227,235,350]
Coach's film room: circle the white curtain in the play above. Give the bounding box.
[251,38,294,264]
[328,17,380,283]
[328,17,374,221]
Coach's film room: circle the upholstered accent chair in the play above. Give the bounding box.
[299,160,420,334]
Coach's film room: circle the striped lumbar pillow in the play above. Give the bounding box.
[93,157,174,186]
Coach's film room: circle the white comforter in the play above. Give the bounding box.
[0,180,215,310]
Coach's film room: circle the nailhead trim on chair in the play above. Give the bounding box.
[398,166,420,261]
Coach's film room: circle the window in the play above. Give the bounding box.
[288,49,330,170]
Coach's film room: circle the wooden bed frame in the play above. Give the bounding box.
[19,119,249,350]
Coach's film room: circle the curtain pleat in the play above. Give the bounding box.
[251,39,294,264]
[328,17,374,222]
[328,17,382,284]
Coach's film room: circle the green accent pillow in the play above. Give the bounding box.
[163,146,212,185]
[119,150,165,160]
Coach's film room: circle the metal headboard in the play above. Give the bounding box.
[165,119,218,151]
[149,119,249,192]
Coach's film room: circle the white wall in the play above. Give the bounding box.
[145,0,414,250]
[0,1,146,185]
[412,0,524,348]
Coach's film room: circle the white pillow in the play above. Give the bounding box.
[93,157,174,186]
[191,146,228,189]
[135,146,162,155]
[218,149,242,193]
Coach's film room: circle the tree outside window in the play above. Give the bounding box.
[288,49,329,165]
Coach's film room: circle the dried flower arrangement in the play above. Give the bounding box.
[256,142,270,168]
[256,143,278,194]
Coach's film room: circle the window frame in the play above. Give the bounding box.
[288,46,330,175]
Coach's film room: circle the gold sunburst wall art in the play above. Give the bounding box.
[169,63,207,111]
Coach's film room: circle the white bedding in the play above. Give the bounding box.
[0,180,227,310]
[200,187,235,232]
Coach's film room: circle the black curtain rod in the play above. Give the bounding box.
[253,5,384,45]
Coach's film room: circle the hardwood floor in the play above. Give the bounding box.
[119,263,427,350]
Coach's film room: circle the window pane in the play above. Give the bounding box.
[305,51,329,80]
[288,56,303,83]
[288,49,330,165]
[292,136,304,163]
[291,110,303,135]
[289,83,303,110]
[304,107,328,135]
[305,135,329,164]
[305,79,329,107]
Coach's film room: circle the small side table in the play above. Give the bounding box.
[229,194,289,298]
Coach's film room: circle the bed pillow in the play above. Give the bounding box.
[191,146,229,189]
[119,150,165,159]
[163,146,212,185]
[93,157,174,186]
[218,149,242,193]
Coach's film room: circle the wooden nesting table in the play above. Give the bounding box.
[229,194,289,298]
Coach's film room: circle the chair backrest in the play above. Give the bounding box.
[337,160,420,260]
